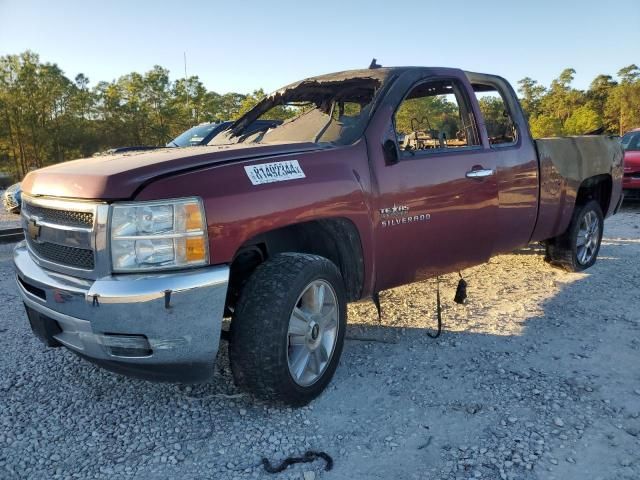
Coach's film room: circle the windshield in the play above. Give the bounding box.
[621,132,640,151]
[210,71,390,147]
[169,123,222,147]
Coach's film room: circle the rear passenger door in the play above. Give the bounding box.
[469,78,539,253]
[372,75,500,291]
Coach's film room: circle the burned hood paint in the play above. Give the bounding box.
[21,142,324,200]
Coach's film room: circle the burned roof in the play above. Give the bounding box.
[229,68,398,137]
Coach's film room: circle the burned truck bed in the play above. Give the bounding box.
[531,135,624,243]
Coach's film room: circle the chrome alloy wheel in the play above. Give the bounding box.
[577,210,600,265]
[287,280,339,387]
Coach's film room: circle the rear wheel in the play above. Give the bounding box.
[229,253,346,405]
[545,200,604,272]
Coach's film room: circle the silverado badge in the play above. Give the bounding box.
[379,204,431,227]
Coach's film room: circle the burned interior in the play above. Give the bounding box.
[211,73,387,146]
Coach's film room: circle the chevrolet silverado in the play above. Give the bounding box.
[14,66,624,405]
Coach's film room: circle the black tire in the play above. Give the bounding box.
[545,199,604,272]
[229,253,347,406]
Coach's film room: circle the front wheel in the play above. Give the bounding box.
[229,253,346,406]
[545,199,604,272]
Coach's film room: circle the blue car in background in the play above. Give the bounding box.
[2,182,21,214]
[167,119,281,147]
[3,120,281,214]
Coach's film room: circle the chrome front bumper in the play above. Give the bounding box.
[14,241,229,382]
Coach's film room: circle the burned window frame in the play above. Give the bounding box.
[217,72,397,147]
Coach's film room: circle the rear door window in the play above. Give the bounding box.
[472,84,518,146]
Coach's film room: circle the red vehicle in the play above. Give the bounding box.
[14,66,623,405]
[622,128,640,199]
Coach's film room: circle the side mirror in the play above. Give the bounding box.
[383,139,399,165]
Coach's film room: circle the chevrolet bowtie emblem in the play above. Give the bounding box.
[28,218,41,241]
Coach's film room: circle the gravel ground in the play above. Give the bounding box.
[1,204,639,480]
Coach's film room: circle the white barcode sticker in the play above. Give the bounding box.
[244,160,306,185]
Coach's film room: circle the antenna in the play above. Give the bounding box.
[184,52,189,111]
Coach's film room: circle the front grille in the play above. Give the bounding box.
[29,240,95,270]
[21,195,104,277]
[22,203,94,228]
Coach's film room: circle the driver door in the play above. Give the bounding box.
[373,76,499,291]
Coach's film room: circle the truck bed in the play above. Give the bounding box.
[532,135,624,242]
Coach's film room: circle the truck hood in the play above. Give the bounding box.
[624,150,640,171]
[21,142,323,200]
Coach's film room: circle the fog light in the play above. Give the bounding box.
[101,334,152,357]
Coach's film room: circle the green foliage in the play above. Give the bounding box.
[517,77,546,118]
[0,51,80,176]
[529,115,564,138]
[478,95,510,138]
[520,65,640,137]
[564,105,601,135]
[1,50,640,177]
[234,89,310,122]
[395,95,458,137]
[235,89,267,119]
[0,51,257,178]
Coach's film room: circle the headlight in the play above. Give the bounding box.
[110,198,208,272]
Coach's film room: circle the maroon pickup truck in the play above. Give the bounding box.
[14,66,623,405]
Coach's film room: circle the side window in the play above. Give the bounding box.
[472,84,518,146]
[394,79,480,154]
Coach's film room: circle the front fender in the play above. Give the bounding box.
[135,141,375,294]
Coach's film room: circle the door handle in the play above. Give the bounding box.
[465,168,494,179]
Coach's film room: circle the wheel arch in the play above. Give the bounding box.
[226,217,365,312]
[575,173,612,216]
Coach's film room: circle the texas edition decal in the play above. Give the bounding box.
[244,160,306,185]
[379,204,431,227]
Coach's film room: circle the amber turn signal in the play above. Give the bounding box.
[185,203,203,231]
[185,236,207,263]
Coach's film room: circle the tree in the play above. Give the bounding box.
[529,115,564,138]
[208,92,246,120]
[541,68,585,124]
[517,77,546,118]
[2,51,640,178]
[478,96,510,138]
[172,75,210,127]
[235,89,267,119]
[564,105,602,135]
[395,95,458,137]
[618,64,640,84]
[587,74,617,131]
[605,65,640,134]
[0,51,79,175]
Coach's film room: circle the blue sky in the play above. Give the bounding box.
[1,0,638,95]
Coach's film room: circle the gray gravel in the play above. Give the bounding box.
[1,204,639,479]
[0,207,20,229]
